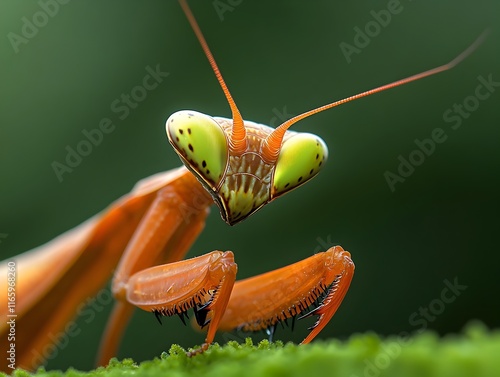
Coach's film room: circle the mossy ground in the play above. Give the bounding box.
[6,323,500,377]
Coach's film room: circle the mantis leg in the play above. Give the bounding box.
[120,251,237,356]
[97,178,212,364]
[218,246,354,343]
[0,167,212,371]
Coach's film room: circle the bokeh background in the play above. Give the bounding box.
[1,0,499,371]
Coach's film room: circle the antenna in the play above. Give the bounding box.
[179,0,247,155]
[260,30,489,163]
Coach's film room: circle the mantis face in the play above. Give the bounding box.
[166,110,328,225]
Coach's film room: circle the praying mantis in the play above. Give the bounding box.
[0,0,488,372]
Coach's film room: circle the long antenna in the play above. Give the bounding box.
[179,0,247,155]
[261,30,489,163]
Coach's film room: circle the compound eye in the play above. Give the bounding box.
[166,110,228,189]
[272,133,328,197]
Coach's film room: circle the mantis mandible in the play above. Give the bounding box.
[0,0,486,372]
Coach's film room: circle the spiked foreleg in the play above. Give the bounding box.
[124,251,237,355]
[218,246,354,343]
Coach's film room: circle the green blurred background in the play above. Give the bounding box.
[1,0,499,371]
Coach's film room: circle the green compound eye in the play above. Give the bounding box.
[166,110,228,189]
[273,133,328,197]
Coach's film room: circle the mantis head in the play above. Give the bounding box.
[166,110,327,225]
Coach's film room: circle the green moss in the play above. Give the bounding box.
[6,323,500,377]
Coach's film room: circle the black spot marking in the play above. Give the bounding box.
[319,161,322,166]
[179,129,184,134]
[316,154,319,160]
[202,160,207,168]
[309,169,313,175]
[188,128,192,134]
[298,176,303,182]
[188,144,194,152]
[206,169,210,174]
[285,183,290,188]
[176,137,179,142]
